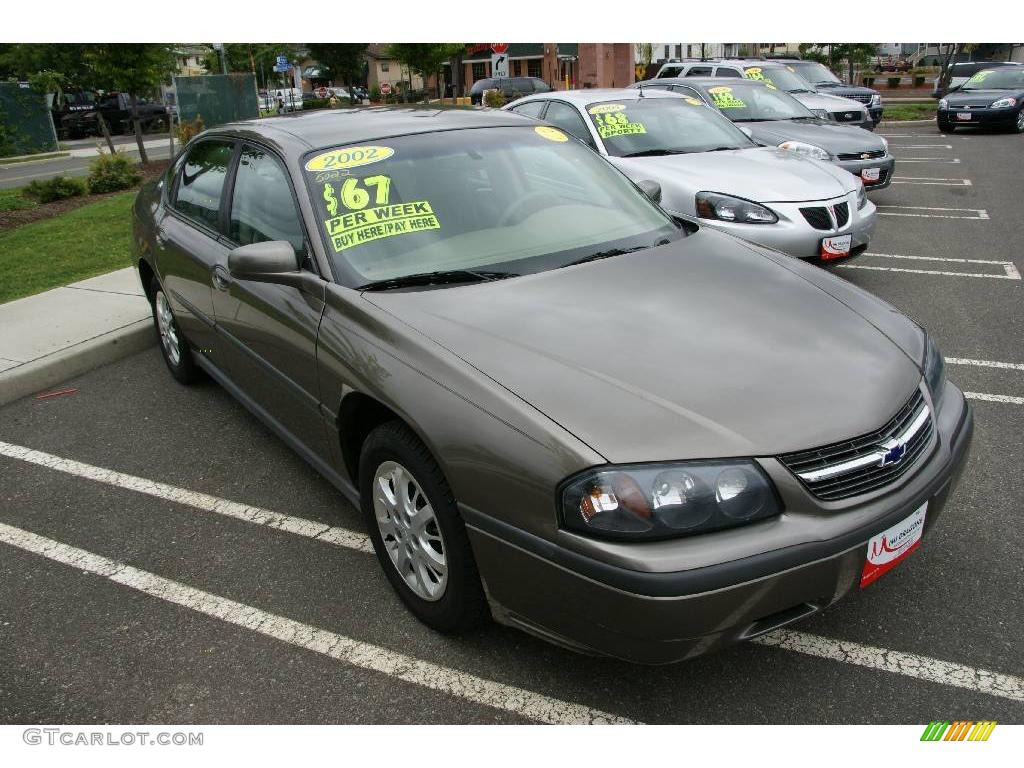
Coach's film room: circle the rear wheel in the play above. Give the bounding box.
[150,278,201,384]
[359,421,488,633]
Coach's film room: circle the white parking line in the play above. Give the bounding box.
[889,144,953,149]
[0,521,633,724]
[875,205,988,220]
[897,158,961,163]
[964,392,1024,405]
[878,134,949,138]
[837,252,1020,280]
[890,177,972,187]
[754,630,1024,702]
[0,440,373,553]
[948,357,1024,371]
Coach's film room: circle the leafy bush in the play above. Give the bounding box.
[887,76,902,88]
[86,152,141,194]
[23,175,88,203]
[370,86,381,102]
[483,89,507,108]
[176,115,204,144]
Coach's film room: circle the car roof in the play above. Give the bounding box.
[517,88,681,106]
[636,77,772,90]
[209,106,535,153]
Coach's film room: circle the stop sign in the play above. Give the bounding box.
[380,82,393,95]
[491,43,509,54]
[316,86,328,98]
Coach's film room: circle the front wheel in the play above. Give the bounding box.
[150,278,201,384]
[359,421,488,633]
[937,118,955,133]
[1014,108,1024,134]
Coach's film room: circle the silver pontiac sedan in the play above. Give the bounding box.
[505,88,876,262]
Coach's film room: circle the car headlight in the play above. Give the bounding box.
[695,192,778,224]
[560,460,782,541]
[923,335,947,406]
[856,180,867,209]
[810,108,831,120]
[870,93,882,107]
[938,98,948,110]
[990,97,1017,109]
[777,140,831,161]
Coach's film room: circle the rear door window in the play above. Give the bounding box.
[173,140,235,232]
[510,101,547,119]
[685,66,713,77]
[715,67,743,77]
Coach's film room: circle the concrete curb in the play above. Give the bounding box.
[878,119,936,126]
[0,318,155,407]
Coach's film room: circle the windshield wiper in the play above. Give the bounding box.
[703,146,742,152]
[356,269,518,292]
[621,148,689,157]
[566,246,648,267]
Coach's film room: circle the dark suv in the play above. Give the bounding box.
[776,59,884,126]
[469,77,553,105]
[55,91,167,139]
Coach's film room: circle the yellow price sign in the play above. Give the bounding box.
[305,145,395,172]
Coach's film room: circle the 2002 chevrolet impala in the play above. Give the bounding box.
[133,107,973,663]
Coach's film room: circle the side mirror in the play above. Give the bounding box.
[228,241,299,282]
[636,179,662,204]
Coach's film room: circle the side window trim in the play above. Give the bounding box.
[225,140,321,277]
[169,136,238,239]
[544,99,597,149]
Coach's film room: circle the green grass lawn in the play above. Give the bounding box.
[882,103,937,121]
[0,187,39,213]
[0,191,136,304]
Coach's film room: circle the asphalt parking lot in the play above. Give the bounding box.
[1,121,1022,725]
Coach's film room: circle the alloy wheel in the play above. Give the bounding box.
[155,290,181,366]
[372,460,448,601]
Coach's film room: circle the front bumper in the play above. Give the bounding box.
[465,384,973,664]
[938,106,1019,128]
[835,154,895,190]
[869,106,884,125]
[678,191,876,261]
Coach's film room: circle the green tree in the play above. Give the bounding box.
[0,43,93,86]
[386,44,469,100]
[203,44,301,88]
[306,44,369,101]
[85,44,175,163]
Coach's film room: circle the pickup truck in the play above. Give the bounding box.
[54,91,168,139]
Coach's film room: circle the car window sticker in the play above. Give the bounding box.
[684,97,704,106]
[587,103,647,139]
[966,70,992,85]
[306,146,442,253]
[745,67,776,90]
[707,86,747,109]
[535,126,568,142]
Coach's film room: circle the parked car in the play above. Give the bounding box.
[634,78,894,189]
[133,107,972,663]
[875,56,912,73]
[654,59,747,79]
[932,61,1024,98]
[737,62,875,130]
[774,59,884,125]
[469,77,552,105]
[54,90,167,139]
[506,88,875,261]
[937,67,1024,133]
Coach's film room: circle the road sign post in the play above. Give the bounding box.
[491,43,509,79]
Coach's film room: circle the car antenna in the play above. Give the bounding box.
[638,82,644,98]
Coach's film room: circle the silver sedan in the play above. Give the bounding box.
[505,88,876,262]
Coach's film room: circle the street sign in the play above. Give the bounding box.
[491,44,509,54]
[491,52,509,79]
[380,82,393,96]
[276,55,288,67]
[316,86,328,98]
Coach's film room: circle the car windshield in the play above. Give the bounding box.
[787,61,842,85]
[744,65,815,93]
[584,97,753,157]
[302,126,681,286]
[961,68,1024,90]
[698,83,816,121]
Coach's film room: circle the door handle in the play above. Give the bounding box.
[212,267,231,291]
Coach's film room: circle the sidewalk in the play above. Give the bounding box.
[0,268,155,406]
[0,139,172,167]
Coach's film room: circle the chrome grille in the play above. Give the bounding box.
[836,149,886,161]
[800,206,832,230]
[846,94,873,105]
[779,389,934,501]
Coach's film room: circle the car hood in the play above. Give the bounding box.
[610,147,855,213]
[814,83,877,98]
[363,228,922,464]
[741,120,887,155]
[790,91,867,112]
[945,89,1023,105]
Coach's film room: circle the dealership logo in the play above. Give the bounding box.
[880,441,908,467]
[861,152,872,159]
[921,721,997,742]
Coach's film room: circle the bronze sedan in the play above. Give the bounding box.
[132,108,972,663]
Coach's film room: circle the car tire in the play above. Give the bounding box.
[359,420,488,634]
[1014,107,1024,134]
[937,118,955,134]
[149,277,202,385]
